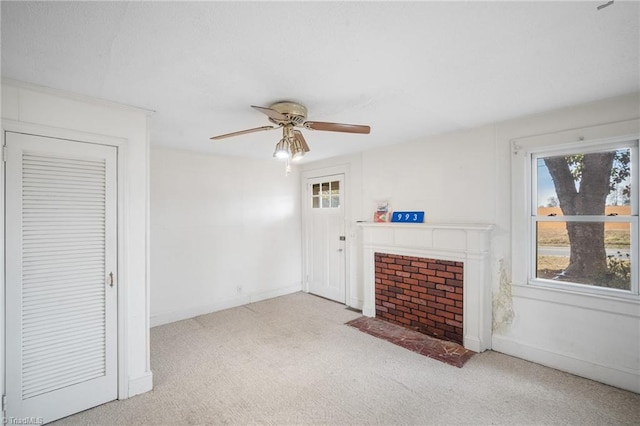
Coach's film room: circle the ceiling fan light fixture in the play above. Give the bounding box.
[290,138,305,162]
[210,102,371,167]
[273,139,290,159]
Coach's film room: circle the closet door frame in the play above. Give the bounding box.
[1,120,130,403]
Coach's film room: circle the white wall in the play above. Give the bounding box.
[1,79,153,398]
[303,92,640,393]
[150,148,302,326]
[361,125,497,224]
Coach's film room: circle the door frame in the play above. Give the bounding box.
[301,164,351,305]
[1,120,130,407]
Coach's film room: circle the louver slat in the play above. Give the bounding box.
[20,153,107,400]
[23,306,105,327]
[22,318,105,345]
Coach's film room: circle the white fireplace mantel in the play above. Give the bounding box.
[359,222,493,352]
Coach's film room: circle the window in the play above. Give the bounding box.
[530,141,638,295]
[311,180,340,209]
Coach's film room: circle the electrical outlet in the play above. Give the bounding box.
[236,286,243,294]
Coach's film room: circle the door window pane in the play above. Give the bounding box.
[312,179,341,209]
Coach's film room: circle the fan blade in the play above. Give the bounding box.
[304,121,370,134]
[210,125,276,140]
[294,130,310,152]
[251,105,288,121]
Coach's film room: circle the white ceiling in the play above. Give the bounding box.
[2,1,639,162]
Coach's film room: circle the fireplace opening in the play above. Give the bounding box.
[374,252,464,344]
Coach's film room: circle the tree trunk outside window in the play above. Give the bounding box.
[544,152,615,280]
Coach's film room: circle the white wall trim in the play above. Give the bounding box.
[127,372,154,398]
[492,334,640,394]
[349,297,363,310]
[0,130,6,404]
[150,282,302,327]
[115,138,131,400]
[144,114,152,378]
[2,119,129,147]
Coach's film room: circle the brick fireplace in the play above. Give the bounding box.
[360,223,493,352]
[375,253,464,344]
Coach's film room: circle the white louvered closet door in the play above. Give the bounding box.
[5,132,117,423]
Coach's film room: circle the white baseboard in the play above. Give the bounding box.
[127,371,153,398]
[362,306,375,317]
[349,297,363,311]
[463,336,482,353]
[492,334,639,394]
[249,283,303,304]
[150,283,302,327]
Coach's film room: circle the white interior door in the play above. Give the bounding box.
[5,132,118,423]
[305,174,346,303]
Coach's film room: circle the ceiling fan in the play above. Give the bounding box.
[210,101,371,161]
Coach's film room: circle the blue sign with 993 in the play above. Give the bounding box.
[391,211,424,223]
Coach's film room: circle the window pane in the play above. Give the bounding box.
[536,148,632,214]
[312,184,320,196]
[330,195,340,208]
[322,182,330,195]
[536,221,631,290]
[312,197,319,209]
[321,196,330,208]
[331,181,340,194]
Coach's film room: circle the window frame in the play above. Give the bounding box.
[511,119,640,301]
[529,141,638,297]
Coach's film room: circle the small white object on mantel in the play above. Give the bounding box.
[358,222,494,353]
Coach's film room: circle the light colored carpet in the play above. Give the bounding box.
[55,292,639,425]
